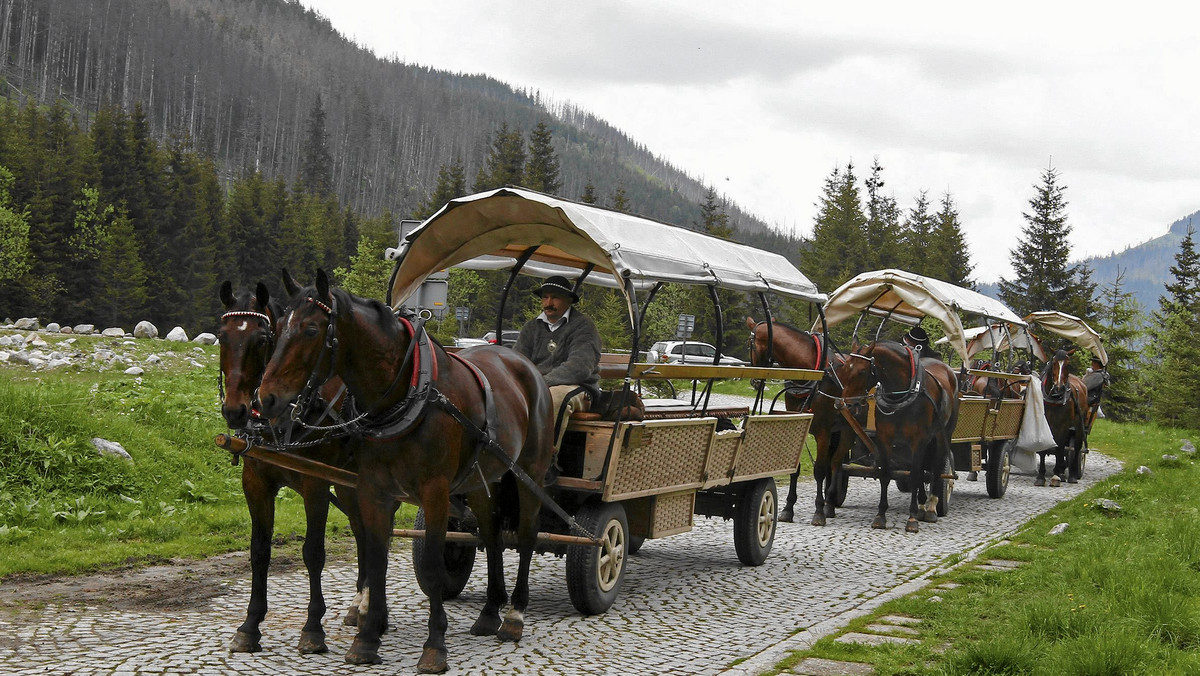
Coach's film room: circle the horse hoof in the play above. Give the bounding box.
[1050,476,1062,488]
[229,631,262,653]
[297,630,328,654]
[824,503,836,518]
[496,611,525,642]
[967,471,978,482]
[417,647,448,674]
[810,513,827,527]
[871,516,887,530]
[342,605,359,626]
[1034,477,1046,487]
[1068,476,1079,484]
[345,639,383,665]
[923,509,938,524]
[778,508,794,523]
[905,518,920,533]
[470,613,502,637]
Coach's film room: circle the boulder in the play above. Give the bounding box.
[92,438,132,461]
[14,317,39,330]
[134,321,159,339]
[192,331,217,345]
[46,322,61,333]
[124,366,145,376]
[146,354,163,365]
[59,325,73,334]
[165,326,189,342]
[102,327,126,337]
[73,324,95,335]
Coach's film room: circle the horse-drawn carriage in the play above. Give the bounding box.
[216,187,826,670]
[819,269,1037,510]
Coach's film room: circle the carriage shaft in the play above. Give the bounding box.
[393,528,600,548]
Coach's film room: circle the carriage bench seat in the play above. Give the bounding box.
[569,405,749,422]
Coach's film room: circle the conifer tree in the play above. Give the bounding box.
[1095,269,1144,422]
[414,157,467,220]
[931,192,974,288]
[524,120,561,194]
[580,182,598,204]
[999,166,1094,318]
[0,165,31,286]
[900,190,936,276]
[298,94,334,197]
[801,162,866,293]
[1158,222,1199,316]
[473,123,525,192]
[1148,225,1200,427]
[610,184,630,213]
[698,185,732,238]
[96,208,149,328]
[863,159,902,271]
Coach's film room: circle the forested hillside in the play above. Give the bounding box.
[0,0,784,244]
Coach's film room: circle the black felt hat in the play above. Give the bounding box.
[533,275,579,302]
[904,326,930,344]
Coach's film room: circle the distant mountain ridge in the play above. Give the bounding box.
[977,209,1200,314]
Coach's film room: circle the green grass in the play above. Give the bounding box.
[768,420,1200,675]
[0,330,414,577]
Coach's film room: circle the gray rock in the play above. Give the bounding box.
[1048,522,1069,535]
[46,322,61,332]
[26,357,45,368]
[91,438,132,461]
[29,336,47,347]
[0,335,11,346]
[59,325,73,334]
[0,351,9,362]
[93,349,115,362]
[1136,465,1152,475]
[1163,454,1179,462]
[101,327,126,337]
[73,324,95,335]
[192,331,217,345]
[146,354,163,365]
[1096,499,1121,512]
[8,351,33,365]
[1182,440,1196,454]
[165,326,189,342]
[45,358,72,369]
[134,321,159,339]
[124,366,144,376]
[14,317,39,330]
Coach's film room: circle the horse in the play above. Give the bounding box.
[746,316,854,527]
[218,280,364,655]
[255,269,556,673]
[836,341,959,533]
[966,359,1026,400]
[1037,349,1088,487]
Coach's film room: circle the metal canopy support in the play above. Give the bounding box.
[496,246,539,341]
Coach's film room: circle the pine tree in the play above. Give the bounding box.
[610,184,630,212]
[1158,221,1199,316]
[863,159,902,271]
[1095,269,1144,422]
[1148,226,1200,427]
[698,185,732,238]
[524,120,561,194]
[931,191,974,288]
[413,158,467,220]
[334,213,396,300]
[96,207,149,328]
[298,94,334,197]
[473,123,525,192]
[801,162,866,293]
[900,190,936,276]
[0,165,31,285]
[580,182,598,204]
[999,165,1094,318]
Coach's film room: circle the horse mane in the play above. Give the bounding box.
[327,287,404,340]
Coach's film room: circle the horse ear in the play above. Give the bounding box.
[255,282,270,309]
[316,268,331,301]
[282,268,301,296]
[219,280,234,307]
[745,316,757,330]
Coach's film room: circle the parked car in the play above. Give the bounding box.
[481,330,520,348]
[645,340,747,366]
[453,337,489,348]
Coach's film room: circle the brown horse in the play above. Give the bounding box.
[1038,349,1088,487]
[218,281,362,655]
[256,269,555,673]
[966,359,1027,400]
[746,316,855,526]
[837,342,959,533]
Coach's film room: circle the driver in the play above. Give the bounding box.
[514,276,602,444]
[902,325,943,361]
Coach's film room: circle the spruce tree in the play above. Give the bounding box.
[298,94,334,197]
[1148,225,1200,427]
[999,166,1094,318]
[414,158,467,220]
[0,165,31,285]
[610,185,630,213]
[863,159,902,271]
[1159,222,1199,316]
[580,182,598,204]
[931,192,974,288]
[900,190,936,276]
[473,123,525,192]
[1095,270,1144,422]
[801,162,866,293]
[524,120,561,194]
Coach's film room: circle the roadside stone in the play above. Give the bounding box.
[1182,439,1195,454]
[928,595,944,603]
[866,623,919,636]
[1136,466,1152,476]
[124,366,144,376]
[102,327,126,337]
[984,559,1023,569]
[192,331,217,345]
[134,321,159,339]
[792,657,874,675]
[1163,454,1179,462]
[878,615,922,625]
[46,322,61,333]
[1049,522,1069,535]
[1095,498,1121,512]
[73,324,95,335]
[60,325,73,334]
[91,438,132,461]
[146,354,163,365]
[15,317,39,330]
[8,351,34,365]
[166,326,189,342]
[836,632,918,646]
[45,359,72,369]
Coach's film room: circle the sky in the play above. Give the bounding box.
[298,0,1198,283]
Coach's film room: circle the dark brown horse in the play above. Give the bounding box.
[218,281,361,655]
[837,342,959,533]
[966,359,1027,400]
[1038,349,1088,486]
[256,269,555,673]
[746,317,854,526]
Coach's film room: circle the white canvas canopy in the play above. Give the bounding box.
[386,188,826,320]
[1024,311,1108,366]
[936,324,1048,362]
[820,269,1026,362]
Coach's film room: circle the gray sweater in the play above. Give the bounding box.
[514,310,602,388]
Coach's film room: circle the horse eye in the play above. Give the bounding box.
[304,324,320,338]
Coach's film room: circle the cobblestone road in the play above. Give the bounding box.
[0,448,1118,676]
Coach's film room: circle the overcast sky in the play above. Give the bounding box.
[298,0,1197,283]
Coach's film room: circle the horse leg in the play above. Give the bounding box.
[905,443,922,533]
[344,484,393,666]
[810,459,828,527]
[872,447,889,530]
[497,479,543,642]
[230,466,277,653]
[467,491,506,638]
[779,466,799,524]
[296,483,331,654]
[1035,451,1047,487]
[415,482,452,674]
[1050,446,1066,487]
[334,485,366,627]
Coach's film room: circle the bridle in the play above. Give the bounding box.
[871,344,924,415]
[217,309,274,407]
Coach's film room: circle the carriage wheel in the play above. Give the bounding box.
[934,454,954,517]
[627,535,646,555]
[734,478,777,566]
[986,439,1013,499]
[1076,448,1088,479]
[830,470,850,508]
[566,501,628,615]
[411,507,477,600]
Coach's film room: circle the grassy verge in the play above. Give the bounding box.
[0,331,415,578]
[767,419,1200,675]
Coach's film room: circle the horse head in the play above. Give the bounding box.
[1043,349,1073,402]
[218,280,278,429]
[744,316,821,370]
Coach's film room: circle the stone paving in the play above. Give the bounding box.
[0,453,1118,676]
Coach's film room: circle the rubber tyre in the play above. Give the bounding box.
[934,453,953,517]
[412,507,476,600]
[986,439,1013,499]
[566,502,628,615]
[627,535,646,555]
[830,470,850,508]
[733,478,777,566]
[1076,448,1088,479]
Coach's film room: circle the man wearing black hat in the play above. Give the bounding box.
[514,275,602,443]
[902,325,942,361]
